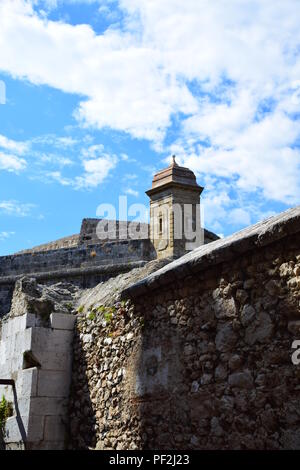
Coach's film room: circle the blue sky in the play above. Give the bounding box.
[0,0,300,255]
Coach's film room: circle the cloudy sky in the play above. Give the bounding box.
[0,0,300,255]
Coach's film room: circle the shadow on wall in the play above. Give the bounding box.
[129,309,187,449]
[0,284,14,318]
[0,429,5,450]
[130,234,300,450]
[68,231,300,450]
[68,326,96,449]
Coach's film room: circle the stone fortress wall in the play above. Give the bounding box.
[0,159,218,319]
[0,220,157,317]
[0,206,299,450]
[16,234,80,254]
[69,206,300,450]
[1,158,298,450]
[0,216,218,317]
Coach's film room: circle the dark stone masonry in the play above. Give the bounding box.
[69,206,300,450]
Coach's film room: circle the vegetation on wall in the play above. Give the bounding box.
[0,395,13,431]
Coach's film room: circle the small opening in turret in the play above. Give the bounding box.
[159,216,163,235]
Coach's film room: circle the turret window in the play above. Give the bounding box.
[159,215,163,235]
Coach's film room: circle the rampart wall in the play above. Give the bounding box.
[69,206,300,450]
[0,239,156,316]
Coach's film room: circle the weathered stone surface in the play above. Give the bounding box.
[241,304,256,326]
[50,313,76,330]
[68,217,300,451]
[2,205,300,451]
[215,324,237,352]
[77,258,171,313]
[0,279,76,450]
[8,277,80,319]
[123,205,300,297]
[214,297,237,319]
[228,371,254,389]
[244,311,274,345]
[288,321,300,334]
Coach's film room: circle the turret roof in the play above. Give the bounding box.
[146,155,203,195]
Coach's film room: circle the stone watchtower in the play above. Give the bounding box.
[146,156,204,259]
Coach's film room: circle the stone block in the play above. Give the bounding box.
[17,368,38,398]
[0,360,11,378]
[37,370,71,398]
[31,328,73,352]
[29,397,68,416]
[228,370,254,389]
[44,416,66,442]
[14,314,36,332]
[4,416,28,444]
[50,312,76,331]
[1,315,35,340]
[30,349,72,371]
[13,328,32,356]
[27,415,45,442]
[5,335,15,358]
[11,354,25,371]
[25,313,38,329]
[15,397,31,417]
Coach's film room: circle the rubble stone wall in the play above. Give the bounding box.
[69,217,300,449]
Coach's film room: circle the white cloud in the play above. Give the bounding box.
[125,187,139,197]
[46,170,72,186]
[0,0,299,209]
[0,134,29,155]
[81,144,105,159]
[74,145,118,188]
[44,150,118,189]
[0,231,15,241]
[0,200,36,217]
[123,172,137,180]
[32,134,78,148]
[174,110,300,205]
[228,208,251,227]
[0,0,197,142]
[36,153,74,167]
[74,154,117,188]
[120,153,136,163]
[0,152,27,172]
[200,177,278,233]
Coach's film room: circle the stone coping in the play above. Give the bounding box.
[122,205,300,298]
[2,238,149,261]
[15,233,80,255]
[0,261,147,285]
